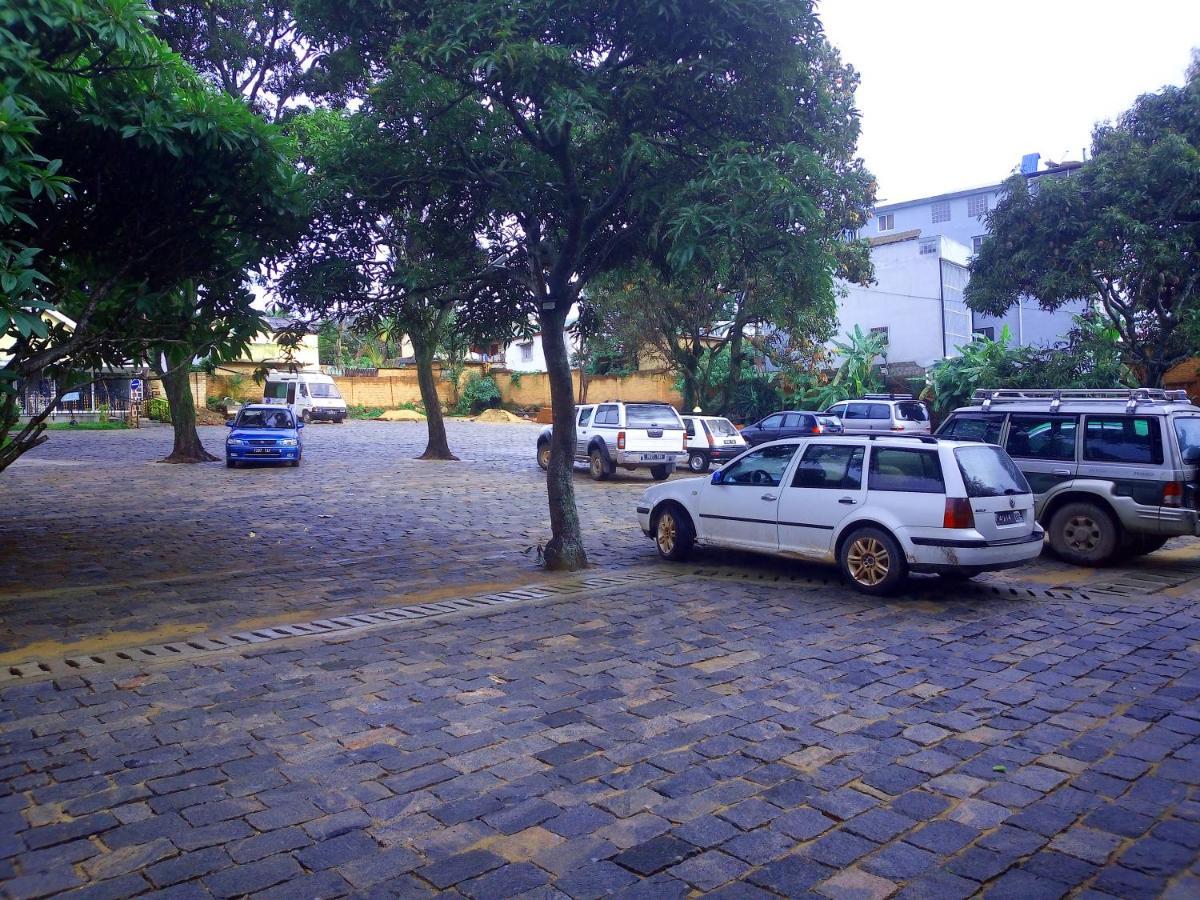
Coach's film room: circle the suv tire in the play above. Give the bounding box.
[650,464,671,481]
[537,442,551,471]
[1119,533,1169,559]
[1048,501,1120,566]
[839,526,906,596]
[687,451,710,473]
[589,448,611,481]
[654,505,695,561]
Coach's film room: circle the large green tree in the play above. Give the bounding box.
[967,67,1200,386]
[0,0,300,472]
[298,0,873,570]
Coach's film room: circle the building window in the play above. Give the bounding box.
[519,342,533,362]
[877,213,894,231]
[869,326,889,341]
[972,235,985,254]
[919,239,938,255]
[968,194,989,218]
[931,201,951,223]
[974,326,995,340]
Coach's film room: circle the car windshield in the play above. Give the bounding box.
[706,418,738,436]
[896,402,929,422]
[1176,417,1200,463]
[955,445,1030,497]
[237,409,294,429]
[308,382,341,399]
[626,405,682,428]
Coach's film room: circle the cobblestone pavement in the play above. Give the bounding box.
[1,420,1199,896]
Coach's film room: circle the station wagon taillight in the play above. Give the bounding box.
[617,431,626,450]
[811,424,823,434]
[943,498,975,529]
[1163,481,1184,508]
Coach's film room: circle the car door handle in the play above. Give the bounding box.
[839,497,857,505]
[760,494,777,502]
[1052,469,1071,476]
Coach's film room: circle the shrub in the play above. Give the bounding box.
[456,374,502,415]
[148,398,170,422]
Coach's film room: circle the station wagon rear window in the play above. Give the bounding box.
[868,448,945,493]
[940,415,1003,444]
[706,418,738,436]
[625,405,682,428]
[1083,416,1163,464]
[955,445,1030,498]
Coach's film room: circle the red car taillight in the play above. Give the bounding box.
[617,431,626,450]
[1163,481,1184,508]
[811,424,823,434]
[943,498,975,529]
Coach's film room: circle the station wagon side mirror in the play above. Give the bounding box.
[1184,447,1200,465]
[225,420,234,427]
[710,470,724,485]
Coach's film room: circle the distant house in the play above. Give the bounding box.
[234,316,320,371]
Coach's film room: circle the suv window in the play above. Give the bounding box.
[758,414,784,430]
[792,444,864,490]
[844,403,870,420]
[594,405,618,425]
[1176,417,1200,462]
[626,405,681,428]
[895,402,928,422]
[941,415,1003,444]
[955,445,1030,497]
[720,444,798,486]
[868,404,890,420]
[577,407,594,426]
[868,448,945,493]
[1083,416,1163,464]
[1006,415,1077,461]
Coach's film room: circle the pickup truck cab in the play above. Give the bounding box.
[538,402,687,481]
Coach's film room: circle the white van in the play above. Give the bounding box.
[263,370,348,423]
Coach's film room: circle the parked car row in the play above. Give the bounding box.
[631,387,1199,595]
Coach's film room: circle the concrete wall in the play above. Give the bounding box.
[206,362,683,411]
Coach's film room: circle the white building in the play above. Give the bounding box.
[835,231,972,369]
[852,154,1088,352]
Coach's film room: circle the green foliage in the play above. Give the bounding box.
[967,66,1200,385]
[46,420,128,430]
[922,317,1135,417]
[96,403,109,424]
[147,397,171,422]
[508,371,522,388]
[455,374,501,415]
[347,405,384,419]
[799,325,888,410]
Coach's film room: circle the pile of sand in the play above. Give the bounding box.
[472,408,534,424]
[378,408,426,421]
[196,408,227,426]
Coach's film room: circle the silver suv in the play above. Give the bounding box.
[938,388,1200,565]
[823,394,932,434]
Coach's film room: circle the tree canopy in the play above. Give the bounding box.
[967,68,1200,386]
[0,0,301,471]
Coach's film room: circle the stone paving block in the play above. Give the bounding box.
[417,848,506,889]
[612,834,700,876]
[203,853,303,898]
[555,860,639,899]
[817,868,897,900]
[748,854,835,895]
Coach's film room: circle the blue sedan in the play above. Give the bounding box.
[225,404,304,468]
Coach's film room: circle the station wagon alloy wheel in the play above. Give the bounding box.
[657,514,677,554]
[847,536,890,586]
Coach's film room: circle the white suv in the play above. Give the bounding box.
[637,434,1044,594]
[538,402,687,481]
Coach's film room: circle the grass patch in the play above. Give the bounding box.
[46,421,130,430]
[348,405,385,420]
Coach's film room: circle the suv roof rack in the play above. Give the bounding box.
[862,393,915,400]
[974,387,1192,414]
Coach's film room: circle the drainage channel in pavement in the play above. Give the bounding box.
[0,569,685,686]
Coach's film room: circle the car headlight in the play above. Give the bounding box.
[226,438,245,446]
[278,438,298,446]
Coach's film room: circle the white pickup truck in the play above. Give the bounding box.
[537,402,688,481]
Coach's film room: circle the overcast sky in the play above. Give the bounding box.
[820,0,1200,204]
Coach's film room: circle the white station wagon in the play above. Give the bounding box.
[637,434,1045,594]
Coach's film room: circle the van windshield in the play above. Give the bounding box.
[955,445,1030,497]
[308,382,341,399]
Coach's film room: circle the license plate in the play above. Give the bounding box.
[724,439,738,445]
[995,510,1024,526]
[641,453,668,461]
[252,448,276,455]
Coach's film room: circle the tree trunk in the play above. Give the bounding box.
[540,302,588,571]
[578,357,590,404]
[158,362,217,463]
[413,338,457,460]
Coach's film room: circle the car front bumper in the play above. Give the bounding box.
[905,529,1045,574]
[227,447,300,461]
